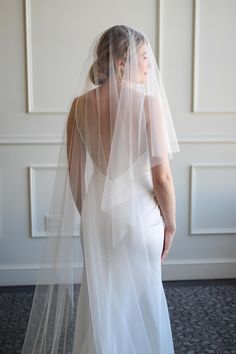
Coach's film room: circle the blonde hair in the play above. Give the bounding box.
[89,25,146,85]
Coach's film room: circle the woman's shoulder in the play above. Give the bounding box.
[72,89,96,107]
[68,90,95,127]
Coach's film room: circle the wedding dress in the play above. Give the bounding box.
[72,150,175,354]
[21,25,179,354]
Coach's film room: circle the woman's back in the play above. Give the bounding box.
[75,82,148,177]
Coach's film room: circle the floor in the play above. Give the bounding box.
[0,278,235,354]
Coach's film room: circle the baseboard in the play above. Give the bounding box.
[0,258,235,285]
[161,258,236,281]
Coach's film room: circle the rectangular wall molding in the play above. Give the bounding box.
[29,164,80,237]
[192,0,236,113]
[24,0,69,113]
[190,163,236,235]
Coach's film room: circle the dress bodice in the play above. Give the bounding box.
[91,150,152,184]
[89,150,154,211]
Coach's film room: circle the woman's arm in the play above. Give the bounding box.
[66,98,86,215]
[144,95,176,261]
[151,158,176,263]
[151,157,176,232]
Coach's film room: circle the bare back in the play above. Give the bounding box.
[75,83,147,177]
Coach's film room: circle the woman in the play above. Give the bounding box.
[21,25,179,354]
[66,25,179,353]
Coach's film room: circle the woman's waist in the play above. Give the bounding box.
[92,168,152,180]
[90,169,154,199]
[92,170,152,188]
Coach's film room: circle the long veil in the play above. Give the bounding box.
[21,25,180,354]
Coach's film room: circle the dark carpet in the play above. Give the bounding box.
[0,279,235,354]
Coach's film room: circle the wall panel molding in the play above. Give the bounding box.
[24,0,33,113]
[192,0,236,113]
[192,0,200,112]
[28,165,80,238]
[24,0,70,114]
[0,135,62,145]
[156,0,162,68]
[190,163,236,235]
[1,135,236,145]
[29,165,57,237]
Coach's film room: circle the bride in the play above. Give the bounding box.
[21,25,180,354]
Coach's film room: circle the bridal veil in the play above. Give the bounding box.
[21,25,180,354]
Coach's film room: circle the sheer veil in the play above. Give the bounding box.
[21,25,180,354]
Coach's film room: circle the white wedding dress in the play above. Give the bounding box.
[71,150,175,354]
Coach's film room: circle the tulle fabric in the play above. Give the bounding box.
[21,25,180,354]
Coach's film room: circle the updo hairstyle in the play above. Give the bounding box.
[89,25,146,85]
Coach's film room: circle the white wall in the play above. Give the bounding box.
[0,0,235,285]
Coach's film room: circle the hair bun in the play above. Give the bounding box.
[89,58,108,85]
